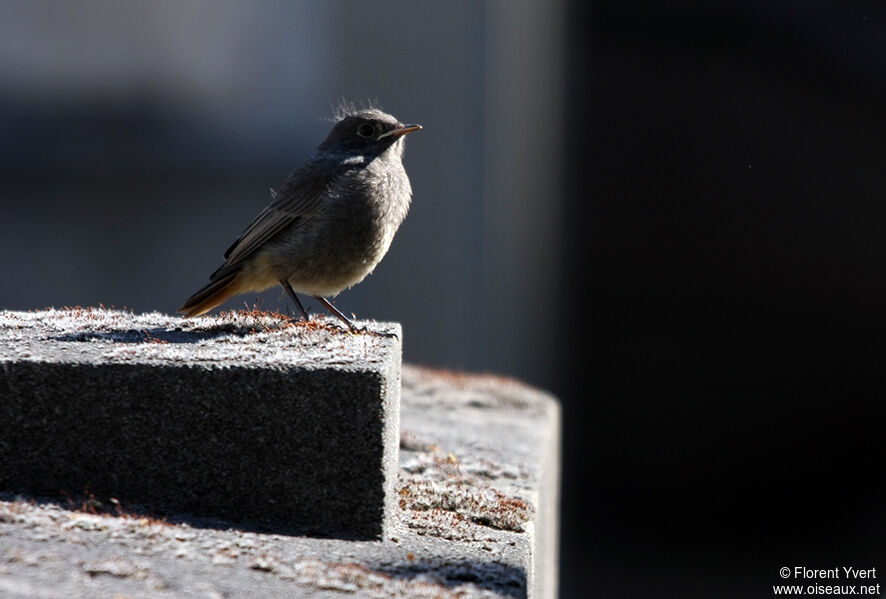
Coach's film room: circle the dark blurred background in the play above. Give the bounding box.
[2,1,885,597]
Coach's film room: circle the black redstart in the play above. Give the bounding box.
[179,107,421,328]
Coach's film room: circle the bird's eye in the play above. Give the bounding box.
[356,123,375,139]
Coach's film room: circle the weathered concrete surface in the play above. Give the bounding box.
[0,308,402,540]
[0,308,560,598]
[398,366,561,598]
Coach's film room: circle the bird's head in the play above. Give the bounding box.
[318,109,421,158]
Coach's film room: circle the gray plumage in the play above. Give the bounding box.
[180,108,420,325]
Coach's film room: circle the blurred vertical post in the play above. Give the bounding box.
[482,0,566,385]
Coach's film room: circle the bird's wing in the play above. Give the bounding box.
[214,161,331,277]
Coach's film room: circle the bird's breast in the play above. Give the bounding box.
[265,158,411,295]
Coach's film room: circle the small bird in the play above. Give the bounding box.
[179,108,421,328]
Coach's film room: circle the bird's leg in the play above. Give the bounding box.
[280,280,310,322]
[313,296,359,331]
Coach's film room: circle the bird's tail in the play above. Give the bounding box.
[179,270,242,317]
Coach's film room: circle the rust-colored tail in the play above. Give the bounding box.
[179,270,242,317]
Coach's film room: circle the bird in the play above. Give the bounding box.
[179,107,421,329]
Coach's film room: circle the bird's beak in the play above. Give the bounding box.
[377,124,422,141]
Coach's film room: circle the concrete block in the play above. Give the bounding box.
[0,308,401,540]
[0,308,561,597]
